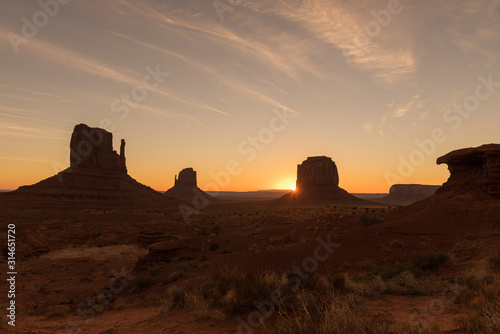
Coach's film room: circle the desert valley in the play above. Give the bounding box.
[1,124,499,333]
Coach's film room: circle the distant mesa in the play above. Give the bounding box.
[436,143,500,198]
[164,167,216,203]
[377,184,440,205]
[279,156,372,204]
[6,123,172,204]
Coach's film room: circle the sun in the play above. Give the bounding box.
[275,177,296,191]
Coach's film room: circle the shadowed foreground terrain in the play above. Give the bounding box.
[1,193,499,333]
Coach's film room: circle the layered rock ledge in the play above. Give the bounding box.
[436,143,500,198]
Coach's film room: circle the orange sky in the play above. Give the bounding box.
[1,0,499,193]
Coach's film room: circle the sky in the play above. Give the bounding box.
[1,0,499,193]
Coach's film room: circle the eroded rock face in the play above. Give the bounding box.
[436,143,500,197]
[70,124,127,173]
[175,168,197,186]
[296,156,339,192]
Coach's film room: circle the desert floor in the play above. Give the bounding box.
[1,196,499,333]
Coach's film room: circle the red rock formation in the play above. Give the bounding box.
[165,168,215,203]
[378,184,440,205]
[70,123,127,173]
[174,168,197,186]
[280,156,372,204]
[5,124,171,204]
[436,143,500,197]
[296,156,339,192]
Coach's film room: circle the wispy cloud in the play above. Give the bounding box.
[240,0,418,85]
[0,156,52,163]
[389,94,424,118]
[0,121,66,141]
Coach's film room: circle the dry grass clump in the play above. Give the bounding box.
[260,290,441,334]
[454,251,500,332]
[199,267,289,315]
[160,263,442,331]
[328,270,433,297]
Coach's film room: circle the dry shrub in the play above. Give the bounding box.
[45,305,70,319]
[260,290,438,334]
[329,271,432,297]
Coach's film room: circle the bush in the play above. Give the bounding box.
[410,251,450,271]
[211,225,221,235]
[135,275,154,291]
[389,240,405,249]
[208,242,219,252]
[45,305,70,319]
[164,270,185,285]
[358,213,381,226]
[330,271,432,297]
[200,268,287,315]
[489,249,500,272]
[162,285,189,312]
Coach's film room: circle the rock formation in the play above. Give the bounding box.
[5,124,172,204]
[296,156,339,192]
[377,184,440,205]
[436,143,500,198]
[174,168,197,187]
[164,168,215,203]
[70,124,127,173]
[279,156,372,204]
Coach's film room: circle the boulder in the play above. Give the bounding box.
[436,143,500,198]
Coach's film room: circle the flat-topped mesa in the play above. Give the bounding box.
[389,184,440,197]
[296,156,339,192]
[278,155,371,205]
[436,143,500,197]
[70,124,127,173]
[378,184,440,205]
[174,168,197,187]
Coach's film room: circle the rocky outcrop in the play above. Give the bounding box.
[6,124,172,205]
[174,168,197,186]
[377,184,440,205]
[70,124,127,173]
[296,156,339,192]
[436,143,500,198]
[165,168,215,203]
[279,156,372,204]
